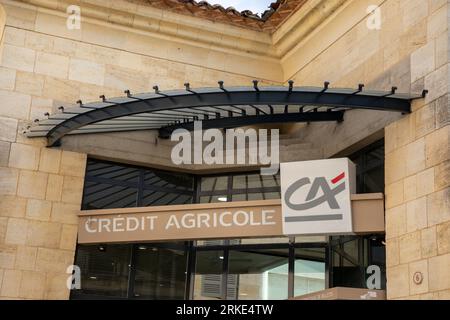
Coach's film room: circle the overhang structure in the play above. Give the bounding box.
[26,82,426,147]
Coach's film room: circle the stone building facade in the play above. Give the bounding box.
[0,0,448,300]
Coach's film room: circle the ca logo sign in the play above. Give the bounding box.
[284,172,346,211]
[281,159,355,235]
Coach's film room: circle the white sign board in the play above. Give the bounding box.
[281,158,356,235]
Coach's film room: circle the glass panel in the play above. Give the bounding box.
[232,175,247,189]
[73,244,131,298]
[369,237,386,290]
[143,171,194,192]
[350,140,384,193]
[200,177,215,192]
[362,168,384,193]
[275,175,280,186]
[133,244,187,300]
[247,193,264,201]
[343,239,359,266]
[231,194,246,202]
[141,190,193,206]
[214,176,229,190]
[295,236,327,243]
[262,175,279,188]
[228,249,289,300]
[83,159,195,210]
[82,182,137,209]
[202,173,280,204]
[201,176,228,192]
[247,174,262,188]
[86,161,140,184]
[240,237,289,245]
[194,250,225,300]
[365,146,384,169]
[264,192,281,200]
[331,237,366,288]
[233,174,280,189]
[196,240,227,246]
[200,195,228,204]
[294,248,326,297]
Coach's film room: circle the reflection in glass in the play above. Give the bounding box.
[264,192,281,200]
[232,174,279,190]
[331,237,367,288]
[231,192,280,202]
[231,194,246,202]
[232,175,247,189]
[228,249,289,300]
[369,237,386,289]
[246,174,262,188]
[133,244,187,300]
[85,160,140,183]
[74,245,131,298]
[200,173,281,204]
[295,236,327,243]
[141,190,192,206]
[194,251,225,300]
[201,176,228,192]
[350,140,384,193]
[240,237,289,245]
[83,159,194,209]
[199,195,228,203]
[293,248,326,297]
[83,182,138,209]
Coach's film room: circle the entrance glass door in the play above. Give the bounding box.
[228,249,289,300]
[132,243,188,299]
[293,248,326,297]
[191,241,327,300]
[193,250,225,300]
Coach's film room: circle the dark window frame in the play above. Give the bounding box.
[82,159,196,210]
[73,139,386,300]
[197,172,281,203]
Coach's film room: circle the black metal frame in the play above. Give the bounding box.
[81,159,196,210]
[26,83,423,147]
[70,239,331,300]
[189,240,329,300]
[158,111,345,138]
[73,137,387,300]
[349,139,385,193]
[197,172,280,203]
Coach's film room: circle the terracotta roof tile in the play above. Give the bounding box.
[138,0,307,32]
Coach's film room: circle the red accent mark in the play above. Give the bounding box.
[331,172,345,184]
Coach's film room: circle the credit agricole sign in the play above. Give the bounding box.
[77,159,385,244]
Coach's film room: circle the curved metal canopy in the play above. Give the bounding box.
[26,82,425,147]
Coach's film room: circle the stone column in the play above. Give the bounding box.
[385,1,450,300]
[0,4,86,300]
[0,145,86,299]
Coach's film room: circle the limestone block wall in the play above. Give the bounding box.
[383,2,450,300]
[0,0,281,300]
[276,0,450,299]
[281,0,431,157]
[0,0,448,301]
[0,2,88,299]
